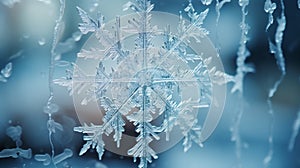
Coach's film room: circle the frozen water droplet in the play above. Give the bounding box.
[201,0,212,5]
[6,126,22,142]
[81,98,88,105]
[38,38,46,46]
[264,0,276,13]
[34,154,51,166]
[72,31,82,42]
[55,61,71,67]
[54,54,61,61]
[23,34,30,39]
[0,75,7,83]
[95,162,108,168]
[1,62,12,78]
[239,0,249,7]
[53,148,73,165]
[43,103,59,114]
[37,0,51,4]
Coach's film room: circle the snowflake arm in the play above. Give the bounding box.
[74,123,105,160]
[77,6,103,34]
[100,97,126,147]
[182,125,203,152]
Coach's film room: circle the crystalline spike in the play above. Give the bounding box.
[77,6,100,34]
[74,123,105,160]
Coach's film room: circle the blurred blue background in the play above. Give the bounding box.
[0,0,300,167]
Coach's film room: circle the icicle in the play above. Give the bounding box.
[264,0,286,167]
[215,0,231,52]
[288,110,300,151]
[263,100,274,167]
[229,1,253,167]
[44,0,66,167]
[264,0,276,31]
[38,38,46,46]
[215,0,231,25]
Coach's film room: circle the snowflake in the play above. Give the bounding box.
[55,0,226,167]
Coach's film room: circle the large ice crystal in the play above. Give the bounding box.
[56,0,226,167]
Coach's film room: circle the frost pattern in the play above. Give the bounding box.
[0,126,32,159]
[68,0,214,167]
[288,110,300,151]
[0,62,12,83]
[264,0,286,167]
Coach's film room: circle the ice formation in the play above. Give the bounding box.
[0,126,32,159]
[62,0,225,167]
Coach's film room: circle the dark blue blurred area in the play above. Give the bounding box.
[0,0,300,167]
